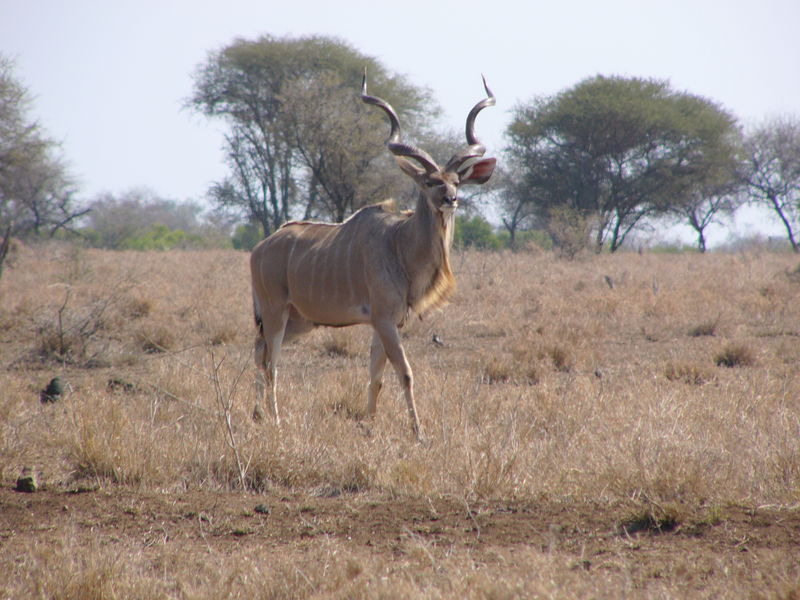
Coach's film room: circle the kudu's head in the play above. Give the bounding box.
[361,71,497,216]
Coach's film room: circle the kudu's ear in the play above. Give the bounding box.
[458,157,496,185]
[395,156,428,183]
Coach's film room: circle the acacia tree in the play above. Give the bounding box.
[505,76,740,252]
[741,116,800,252]
[189,35,435,235]
[498,164,543,249]
[671,176,743,252]
[0,55,85,277]
[279,72,413,222]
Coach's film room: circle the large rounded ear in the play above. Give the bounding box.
[395,156,427,183]
[458,157,496,185]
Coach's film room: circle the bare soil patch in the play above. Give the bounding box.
[3,486,799,597]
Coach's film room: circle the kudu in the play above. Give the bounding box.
[250,72,496,438]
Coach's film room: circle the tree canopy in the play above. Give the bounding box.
[188,34,438,234]
[80,188,221,250]
[741,116,800,252]
[505,75,741,252]
[0,55,85,276]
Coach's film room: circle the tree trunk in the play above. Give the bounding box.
[0,223,13,281]
[697,229,707,253]
[770,195,799,253]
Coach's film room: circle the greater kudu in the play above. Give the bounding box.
[250,72,496,438]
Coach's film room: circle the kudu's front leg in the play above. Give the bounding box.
[367,330,387,418]
[372,320,422,440]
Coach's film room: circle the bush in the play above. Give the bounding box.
[123,224,190,250]
[232,223,264,251]
[454,215,502,250]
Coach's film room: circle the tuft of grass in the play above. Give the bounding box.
[688,317,720,337]
[124,297,152,319]
[337,458,375,493]
[524,364,541,385]
[208,326,237,346]
[665,361,713,385]
[546,345,573,372]
[323,330,358,358]
[465,441,521,499]
[482,357,512,384]
[385,458,434,495]
[319,370,366,420]
[134,324,176,353]
[714,343,756,368]
[620,503,682,535]
[786,262,800,283]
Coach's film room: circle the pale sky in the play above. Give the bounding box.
[2,0,799,241]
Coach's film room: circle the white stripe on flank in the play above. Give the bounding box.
[294,226,316,300]
[345,228,356,304]
[318,225,339,305]
[287,229,301,273]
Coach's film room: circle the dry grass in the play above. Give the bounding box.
[1,241,800,597]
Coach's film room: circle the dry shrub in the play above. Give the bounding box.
[35,321,87,364]
[714,343,756,368]
[31,289,116,365]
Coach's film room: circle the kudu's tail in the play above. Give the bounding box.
[252,290,264,337]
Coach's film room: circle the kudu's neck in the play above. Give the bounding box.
[395,192,456,316]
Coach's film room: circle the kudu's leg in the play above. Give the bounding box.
[367,330,387,418]
[254,307,289,425]
[253,335,269,421]
[373,320,421,439]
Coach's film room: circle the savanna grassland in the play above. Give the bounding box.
[1,241,799,598]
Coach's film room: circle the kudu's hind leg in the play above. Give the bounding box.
[253,308,289,424]
[253,335,270,421]
[367,330,388,418]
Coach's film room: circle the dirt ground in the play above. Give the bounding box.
[3,484,799,596]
